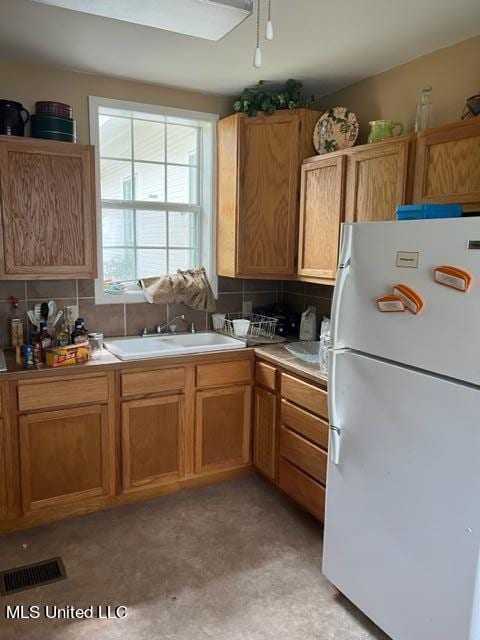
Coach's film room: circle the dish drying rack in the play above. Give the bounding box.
[212,313,278,340]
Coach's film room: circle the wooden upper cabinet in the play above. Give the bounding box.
[217,109,320,278]
[0,135,97,279]
[413,119,480,210]
[344,136,412,223]
[298,154,345,280]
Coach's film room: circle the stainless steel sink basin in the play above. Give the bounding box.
[104,331,245,361]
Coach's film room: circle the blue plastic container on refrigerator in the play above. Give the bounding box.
[396,203,463,220]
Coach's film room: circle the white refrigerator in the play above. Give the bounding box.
[322,218,480,640]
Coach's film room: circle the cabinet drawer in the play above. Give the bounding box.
[255,361,276,391]
[121,367,185,398]
[196,359,252,388]
[18,375,109,412]
[279,458,326,521]
[280,426,327,485]
[281,400,328,450]
[281,373,328,418]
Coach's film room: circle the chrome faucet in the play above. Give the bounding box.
[140,315,185,337]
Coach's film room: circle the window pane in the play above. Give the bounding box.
[102,208,134,246]
[135,162,165,202]
[168,211,197,247]
[169,249,195,273]
[100,159,132,200]
[134,120,165,162]
[136,210,167,246]
[137,249,167,278]
[167,165,198,204]
[99,115,131,159]
[103,248,135,282]
[167,124,198,165]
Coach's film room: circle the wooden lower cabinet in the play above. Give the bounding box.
[195,385,251,474]
[253,359,328,522]
[253,386,276,480]
[0,418,8,519]
[19,404,114,514]
[121,394,184,492]
[278,458,326,521]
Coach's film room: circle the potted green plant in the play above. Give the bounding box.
[233,79,311,117]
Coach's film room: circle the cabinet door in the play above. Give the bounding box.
[19,404,113,514]
[345,137,410,223]
[0,418,8,520]
[195,385,251,474]
[413,119,480,209]
[238,114,300,276]
[0,137,96,278]
[253,386,276,480]
[298,155,345,279]
[121,395,184,492]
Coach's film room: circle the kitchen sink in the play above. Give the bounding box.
[104,331,245,361]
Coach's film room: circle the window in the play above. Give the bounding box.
[89,96,218,303]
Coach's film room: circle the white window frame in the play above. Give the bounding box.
[89,96,218,304]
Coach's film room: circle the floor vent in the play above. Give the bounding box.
[0,557,66,596]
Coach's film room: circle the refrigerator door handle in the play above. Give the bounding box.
[330,224,352,350]
[329,425,342,465]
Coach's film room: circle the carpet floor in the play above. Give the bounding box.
[0,475,390,640]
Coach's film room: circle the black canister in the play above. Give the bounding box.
[0,100,30,136]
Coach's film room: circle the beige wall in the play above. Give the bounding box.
[0,58,232,143]
[321,35,480,143]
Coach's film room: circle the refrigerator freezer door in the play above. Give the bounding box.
[323,350,480,640]
[332,218,480,385]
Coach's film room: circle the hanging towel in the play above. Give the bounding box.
[141,267,216,312]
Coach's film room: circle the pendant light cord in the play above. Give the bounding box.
[256,0,261,49]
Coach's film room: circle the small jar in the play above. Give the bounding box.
[88,332,104,359]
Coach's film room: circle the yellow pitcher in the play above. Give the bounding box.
[368,120,404,143]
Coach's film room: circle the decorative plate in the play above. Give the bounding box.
[313,107,359,154]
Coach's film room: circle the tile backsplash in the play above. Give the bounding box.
[0,277,332,346]
[283,280,334,332]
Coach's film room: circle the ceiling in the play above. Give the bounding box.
[0,0,479,97]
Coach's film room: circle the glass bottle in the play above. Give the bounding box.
[56,323,70,347]
[71,317,89,345]
[31,327,43,365]
[64,306,74,338]
[39,321,52,356]
[415,87,433,132]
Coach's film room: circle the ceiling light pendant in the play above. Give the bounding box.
[265,0,273,40]
[254,0,262,68]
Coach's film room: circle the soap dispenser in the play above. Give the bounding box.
[299,305,317,341]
